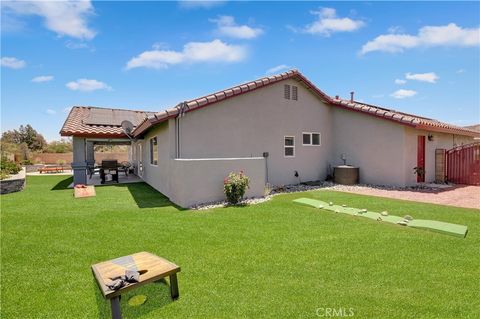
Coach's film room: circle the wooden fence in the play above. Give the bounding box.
[32,152,129,164]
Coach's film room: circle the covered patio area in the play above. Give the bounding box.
[60,106,153,186]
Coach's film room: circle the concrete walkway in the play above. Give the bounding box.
[337,185,480,210]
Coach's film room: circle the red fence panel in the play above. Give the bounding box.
[446,142,480,185]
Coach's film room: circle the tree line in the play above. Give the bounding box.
[1,125,73,164]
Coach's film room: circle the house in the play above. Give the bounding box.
[60,70,479,207]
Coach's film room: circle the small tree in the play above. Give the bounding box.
[224,171,250,205]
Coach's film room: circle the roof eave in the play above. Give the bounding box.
[414,123,480,138]
[59,132,130,139]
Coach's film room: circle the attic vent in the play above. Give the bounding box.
[292,86,298,101]
[284,84,291,99]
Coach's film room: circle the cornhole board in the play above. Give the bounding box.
[74,185,96,198]
[293,198,468,238]
[92,252,180,319]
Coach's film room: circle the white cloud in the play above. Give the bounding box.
[405,72,439,83]
[2,0,96,40]
[302,7,365,36]
[456,69,465,74]
[394,79,406,85]
[64,40,95,51]
[210,15,263,39]
[126,39,247,70]
[32,75,54,83]
[66,79,112,92]
[391,89,417,99]
[178,1,225,9]
[1,56,26,69]
[266,65,291,74]
[46,109,56,115]
[361,23,480,54]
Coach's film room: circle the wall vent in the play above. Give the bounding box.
[292,86,298,100]
[284,84,291,99]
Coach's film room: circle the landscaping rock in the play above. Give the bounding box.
[0,168,26,195]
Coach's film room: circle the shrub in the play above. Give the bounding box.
[224,171,250,205]
[21,159,33,165]
[0,157,21,179]
[57,159,66,166]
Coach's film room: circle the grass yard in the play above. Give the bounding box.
[1,176,479,318]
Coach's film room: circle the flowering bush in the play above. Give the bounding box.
[223,171,250,205]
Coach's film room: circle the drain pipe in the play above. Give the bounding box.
[175,102,187,158]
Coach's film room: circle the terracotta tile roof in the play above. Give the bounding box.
[60,106,155,138]
[132,69,333,137]
[331,99,480,137]
[132,69,479,138]
[61,70,480,139]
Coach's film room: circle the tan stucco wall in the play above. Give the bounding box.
[169,157,266,207]
[177,79,333,186]
[403,127,475,185]
[330,108,407,186]
[132,79,477,203]
[135,120,266,207]
[139,121,173,196]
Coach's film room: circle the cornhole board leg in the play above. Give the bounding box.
[110,296,122,319]
[170,273,179,299]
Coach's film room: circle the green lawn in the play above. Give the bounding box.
[1,176,479,318]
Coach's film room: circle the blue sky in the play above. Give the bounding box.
[1,1,479,141]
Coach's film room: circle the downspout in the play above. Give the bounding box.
[175,102,187,158]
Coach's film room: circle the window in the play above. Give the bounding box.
[303,133,311,145]
[292,86,298,100]
[284,136,295,157]
[284,84,291,99]
[302,132,321,146]
[150,137,158,165]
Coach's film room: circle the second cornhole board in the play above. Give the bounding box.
[293,198,468,238]
[74,185,96,198]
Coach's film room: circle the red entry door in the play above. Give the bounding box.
[417,135,426,182]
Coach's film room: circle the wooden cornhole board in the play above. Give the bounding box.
[74,185,96,198]
[92,252,181,319]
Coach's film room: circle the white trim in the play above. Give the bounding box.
[149,136,158,166]
[284,135,295,158]
[302,132,321,146]
[174,157,264,161]
[137,143,144,177]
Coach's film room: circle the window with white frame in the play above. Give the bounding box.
[150,137,158,165]
[302,132,321,146]
[284,136,295,157]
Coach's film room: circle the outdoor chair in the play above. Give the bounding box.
[120,161,132,176]
[87,164,100,179]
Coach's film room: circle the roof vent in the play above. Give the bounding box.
[350,91,354,102]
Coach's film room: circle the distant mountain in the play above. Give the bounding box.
[464,124,480,132]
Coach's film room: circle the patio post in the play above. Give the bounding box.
[71,136,87,185]
[86,141,95,167]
